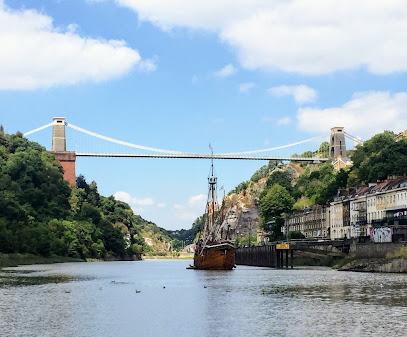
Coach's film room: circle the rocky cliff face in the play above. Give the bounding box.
[224,163,303,242]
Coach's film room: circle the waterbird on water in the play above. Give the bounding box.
[136,290,141,293]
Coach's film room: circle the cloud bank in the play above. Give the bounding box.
[297,91,407,140]
[114,0,407,75]
[0,1,153,89]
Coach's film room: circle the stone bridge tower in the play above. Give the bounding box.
[49,117,76,186]
[329,127,346,159]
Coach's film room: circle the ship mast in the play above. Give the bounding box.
[206,144,217,242]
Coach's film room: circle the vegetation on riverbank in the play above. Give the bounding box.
[0,128,171,261]
[0,253,83,268]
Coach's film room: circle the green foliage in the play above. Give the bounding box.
[386,247,407,259]
[293,163,337,204]
[291,142,329,160]
[250,165,267,182]
[136,216,173,256]
[259,184,294,224]
[266,170,292,191]
[240,233,257,246]
[231,180,249,195]
[318,142,329,157]
[171,238,182,251]
[266,216,285,242]
[288,231,305,239]
[349,131,407,184]
[250,161,280,182]
[0,132,70,225]
[191,214,206,239]
[0,129,155,260]
[292,196,313,210]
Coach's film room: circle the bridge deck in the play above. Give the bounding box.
[75,152,329,161]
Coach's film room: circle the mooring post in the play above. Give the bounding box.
[290,249,293,269]
[285,249,288,268]
[280,250,284,268]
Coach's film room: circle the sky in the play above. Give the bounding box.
[1,0,407,230]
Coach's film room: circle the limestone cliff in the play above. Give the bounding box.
[224,163,303,242]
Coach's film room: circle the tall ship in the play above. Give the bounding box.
[192,149,235,270]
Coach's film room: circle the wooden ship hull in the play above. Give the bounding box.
[193,243,235,270]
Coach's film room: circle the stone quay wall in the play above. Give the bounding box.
[350,242,407,259]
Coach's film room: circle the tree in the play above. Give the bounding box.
[318,142,329,157]
[288,231,305,239]
[348,131,407,184]
[192,214,206,238]
[293,162,336,204]
[259,184,295,225]
[231,180,249,195]
[266,170,292,191]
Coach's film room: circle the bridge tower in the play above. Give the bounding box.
[329,127,346,159]
[49,117,76,186]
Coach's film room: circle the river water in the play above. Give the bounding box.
[1,260,407,337]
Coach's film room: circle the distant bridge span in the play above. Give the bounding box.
[76,152,328,162]
[23,117,360,186]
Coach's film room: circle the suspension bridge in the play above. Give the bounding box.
[23,117,361,185]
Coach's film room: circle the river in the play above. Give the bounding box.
[1,260,407,337]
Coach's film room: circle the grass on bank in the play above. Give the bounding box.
[0,253,83,269]
[386,247,407,259]
[332,255,356,269]
[143,253,193,260]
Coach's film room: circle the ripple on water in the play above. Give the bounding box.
[1,262,407,337]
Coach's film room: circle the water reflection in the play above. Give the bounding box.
[0,268,78,287]
[1,261,407,337]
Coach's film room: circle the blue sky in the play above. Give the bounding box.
[1,0,407,230]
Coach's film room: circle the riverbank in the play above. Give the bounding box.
[337,244,407,273]
[143,254,193,260]
[339,257,407,272]
[0,253,83,268]
[0,252,193,269]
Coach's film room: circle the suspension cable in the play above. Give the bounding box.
[22,120,331,157]
[66,122,184,154]
[23,122,53,137]
[344,132,363,144]
[219,135,325,155]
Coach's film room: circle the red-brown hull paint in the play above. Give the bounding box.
[194,244,235,270]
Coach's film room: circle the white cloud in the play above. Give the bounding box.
[269,85,317,104]
[115,0,262,32]
[113,191,204,230]
[172,194,206,221]
[136,56,158,72]
[297,91,407,140]
[0,1,150,90]
[115,0,407,75]
[277,117,292,126]
[213,64,237,78]
[114,191,155,206]
[239,82,255,93]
